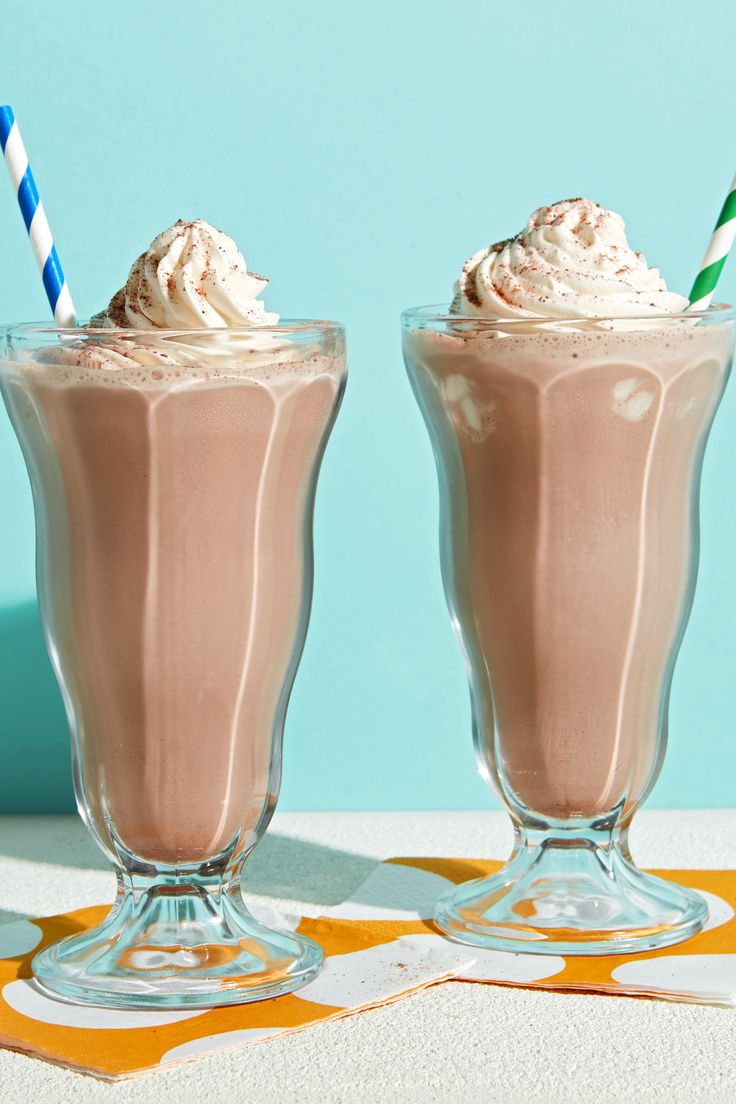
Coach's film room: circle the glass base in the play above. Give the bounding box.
[434,827,708,956]
[32,873,323,1009]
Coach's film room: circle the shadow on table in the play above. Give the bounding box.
[243,834,379,907]
[0,826,403,911]
[0,908,31,924]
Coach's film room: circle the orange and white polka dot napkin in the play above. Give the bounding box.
[0,857,734,1080]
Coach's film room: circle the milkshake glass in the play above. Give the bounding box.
[1,319,346,1006]
[403,304,732,954]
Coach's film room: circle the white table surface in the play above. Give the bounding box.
[0,810,734,1104]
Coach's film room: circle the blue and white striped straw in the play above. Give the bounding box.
[0,105,76,326]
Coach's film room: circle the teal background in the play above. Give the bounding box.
[1,1,735,812]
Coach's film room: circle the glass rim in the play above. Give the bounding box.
[401,302,734,328]
[3,318,345,340]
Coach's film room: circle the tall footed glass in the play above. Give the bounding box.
[403,305,732,955]
[1,320,346,1006]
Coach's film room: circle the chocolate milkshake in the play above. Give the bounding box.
[405,323,730,821]
[403,199,733,954]
[2,220,346,1006]
[4,350,342,864]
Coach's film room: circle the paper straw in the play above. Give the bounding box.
[0,106,76,326]
[688,174,736,311]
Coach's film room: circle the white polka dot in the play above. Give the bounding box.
[688,888,734,933]
[458,950,566,984]
[161,1028,284,1065]
[245,901,303,933]
[3,980,203,1029]
[320,863,454,921]
[0,921,42,959]
[612,954,736,1001]
[298,934,473,1008]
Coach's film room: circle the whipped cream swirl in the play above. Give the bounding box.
[452,199,687,319]
[98,220,279,328]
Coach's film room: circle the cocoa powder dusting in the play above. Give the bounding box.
[106,288,127,326]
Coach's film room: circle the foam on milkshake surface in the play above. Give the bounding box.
[29,339,341,388]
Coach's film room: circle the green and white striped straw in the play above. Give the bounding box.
[688,174,736,311]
